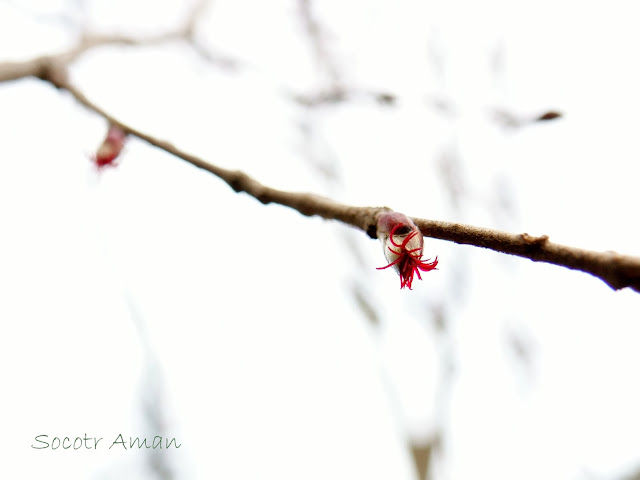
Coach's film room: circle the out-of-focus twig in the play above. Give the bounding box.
[294,0,396,108]
[297,0,342,93]
[0,0,222,83]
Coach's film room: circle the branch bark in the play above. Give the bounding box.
[52,73,640,293]
[2,15,639,294]
[413,220,640,293]
[0,0,208,83]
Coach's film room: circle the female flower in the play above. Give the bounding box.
[376,212,438,289]
[91,124,127,170]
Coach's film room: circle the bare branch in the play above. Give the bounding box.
[3,4,638,295]
[413,219,640,293]
[297,0,341,90]
[41,71,384,234]
[0,0,211,83]
[292,1,397,108]
[0,32,170,83]
[48,74,640,293]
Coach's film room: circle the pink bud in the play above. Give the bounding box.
[376,212,438,289]
[91,124,127,170]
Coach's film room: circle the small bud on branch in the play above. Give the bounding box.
[91,124,127,170]
[376,212,438,289]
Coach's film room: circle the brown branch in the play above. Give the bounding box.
[0,0,210,83]
[0,32,179,83]
[27,53,639,294]
[3,9,639,294]
[51,72,640,294]
[39,66,386,234]
[413,219,640,293]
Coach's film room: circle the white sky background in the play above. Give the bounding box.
[1,0,639,479]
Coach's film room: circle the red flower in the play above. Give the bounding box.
[91,124,127,170]
[376,212,438,289]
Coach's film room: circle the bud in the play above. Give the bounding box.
[376,212,438,289]
[91,124,127,170]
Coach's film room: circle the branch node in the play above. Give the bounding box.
[228,170,250,193]
[37,58,69,89]
[521,232,549,246]
[255,191,272,205]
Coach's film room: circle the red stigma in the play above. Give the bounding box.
[376,223,438,289]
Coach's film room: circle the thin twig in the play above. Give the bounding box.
[2,18,639,294]
[0,0,210,83]
[46,72,640,293]
[413,219,640,293]
[46,70,387,234]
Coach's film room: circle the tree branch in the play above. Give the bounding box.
[413,219,640,293]
[0,0,210,83]
[46,70,640,294]
[38,65,387,234]
[2,9,639,294]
